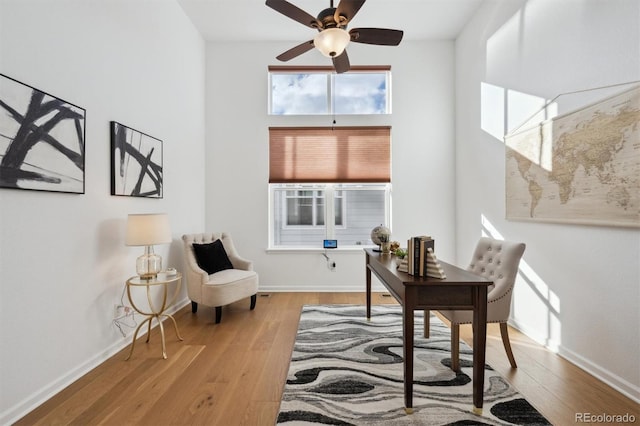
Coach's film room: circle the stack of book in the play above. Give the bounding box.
[407,236,433,276]
[406,236,446,279]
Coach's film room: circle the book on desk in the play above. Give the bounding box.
[406,236,446,279]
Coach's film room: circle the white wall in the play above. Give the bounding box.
[204,40,457,291]
[455,0,639,401]
[0,0,206,423]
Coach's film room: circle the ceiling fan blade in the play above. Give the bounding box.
[349,28,404,46]
[334,0,366,26]
[265,0,321,29]
[276,40,315,61]
[332,50,351,74]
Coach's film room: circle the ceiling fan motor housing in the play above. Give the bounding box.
[317,7,343,29]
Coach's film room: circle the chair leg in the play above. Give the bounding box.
[250,294,257,310]
[191,301,198,313]
[500,322,518,368]
[215,306,222,324]
[451,323,460,372]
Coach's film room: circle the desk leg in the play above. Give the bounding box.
[402,303,414,414]
[423,310,430,338]
[365,254,371,320]
[472,286,488,414]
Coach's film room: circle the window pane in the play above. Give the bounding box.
[274,187,326,246]
[334,188,386,245]
[271,74,328,115]
[315,192,325,225]
[287,199,312,225]
[286,190,313,225]
[269,69,390,115]
[334,191,343,226]
[334,73,388,114]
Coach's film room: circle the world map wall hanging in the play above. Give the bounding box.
[505,84,639,228]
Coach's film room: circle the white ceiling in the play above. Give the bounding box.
[177,0,484,42]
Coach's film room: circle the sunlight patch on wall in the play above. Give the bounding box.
[480,82,505,141]
[514,258,562,352]
[480,82,556,147]
[507,88,555,134]
[481,81,558,176]
[480,212,504,239]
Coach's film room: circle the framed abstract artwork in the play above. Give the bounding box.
[110,121,163,198]
[0,73,86,193]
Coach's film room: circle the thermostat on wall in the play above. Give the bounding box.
[323,239,338,249]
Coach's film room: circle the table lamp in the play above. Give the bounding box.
[126,213,172,279]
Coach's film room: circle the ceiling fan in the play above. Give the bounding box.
[265,0,403,73]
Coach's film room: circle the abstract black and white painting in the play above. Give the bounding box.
[0,74,86,193]
[110,121,163,198]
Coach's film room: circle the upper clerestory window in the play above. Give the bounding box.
[268,66,391,115]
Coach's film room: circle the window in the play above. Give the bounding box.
[269,66,391,115]
[271,184,388,247]
[269,127,391,248]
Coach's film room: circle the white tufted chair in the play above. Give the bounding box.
[438,237,526,371]
[182,233,258,324]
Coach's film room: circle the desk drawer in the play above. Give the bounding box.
[416,286,473,308]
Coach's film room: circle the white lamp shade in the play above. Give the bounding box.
[126,213,172,246]
[314,28,350,58]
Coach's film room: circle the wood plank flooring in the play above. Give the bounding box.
[15,292,638,425]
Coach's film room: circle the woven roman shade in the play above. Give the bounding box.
[269,126,391,183]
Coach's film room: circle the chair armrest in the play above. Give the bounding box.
[229,255,253,271]
[184,250,209,283]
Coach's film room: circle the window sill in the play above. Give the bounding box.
[266,246,374,254]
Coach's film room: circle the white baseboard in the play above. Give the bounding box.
[0,298,191,426]
[509,318,640,404]
[558,345,640,404]
[509,317,561,352]
[258,285,388,293]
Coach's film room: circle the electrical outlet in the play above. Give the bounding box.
[114,304,127,319]
[327,259,336,271]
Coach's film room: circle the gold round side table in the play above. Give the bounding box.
[125,272,183,360]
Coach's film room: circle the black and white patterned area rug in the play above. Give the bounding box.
[276,305,550,426]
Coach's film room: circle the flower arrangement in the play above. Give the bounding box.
[394,248,407,259]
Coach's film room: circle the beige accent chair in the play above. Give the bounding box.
[182,233,258,323]
[438,237,526,371]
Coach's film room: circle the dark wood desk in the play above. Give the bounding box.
[365,248,491,414]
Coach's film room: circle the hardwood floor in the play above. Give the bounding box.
[16,292,638,425]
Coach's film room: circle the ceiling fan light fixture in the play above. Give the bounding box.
[314,28,350,58]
